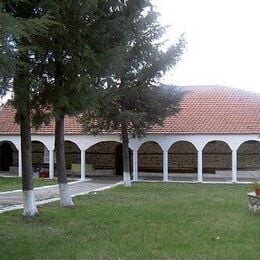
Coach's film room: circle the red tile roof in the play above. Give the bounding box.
[1,86,260,135]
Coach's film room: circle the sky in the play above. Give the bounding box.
[153,0,260,94]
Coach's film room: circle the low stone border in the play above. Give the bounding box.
[248,192,260,212]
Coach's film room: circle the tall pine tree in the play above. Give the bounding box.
[80,0,185,186]
[29,0,102,206]
[1,0,51,216]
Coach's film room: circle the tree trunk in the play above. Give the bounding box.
[20,103,38,216]
[121,123,131,187]
[55,115,74,207]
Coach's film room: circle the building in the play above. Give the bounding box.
[1,86,260,183]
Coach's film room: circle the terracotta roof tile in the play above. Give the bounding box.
[1,86,260,135]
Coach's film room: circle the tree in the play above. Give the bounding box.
[79,0,185,187]
[29,0,102,207]
[1,0,50,216]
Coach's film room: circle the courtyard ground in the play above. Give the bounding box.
[0,183,259,259]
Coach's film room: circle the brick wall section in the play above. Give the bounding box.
[32,142,44,165]
[12,151,18,166]
[168,142,197,171]
[137,141,260,172]
[203,141,232,170]
[238,141,260,168]
[138,142,163,171]
[62,141,120,169]
[62,141,260,172]
[86,142,119,169]
[64,141,80,166]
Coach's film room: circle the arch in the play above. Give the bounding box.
[202,140,232,182]
[138,141,163,180]
[31,141,49,178]
[0,141,18,173]
[237,140,260,181]
[31,141,48,165]
[168,141,198,181]
[85,141,125,177]
[31,137,52,151]
[135,139,164,152]
[86,138,122,151]
[64,140,81,172]
[64,137,81,150]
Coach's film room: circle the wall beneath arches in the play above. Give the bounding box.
[168,141,197,172]
[238,141,260,169]
[138,142,163,172]
[203,141,232,172]
[86,141,120,170]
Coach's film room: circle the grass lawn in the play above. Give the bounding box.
[0,183,260,259]
[0,177,62,192]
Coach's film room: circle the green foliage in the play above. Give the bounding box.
[0,0,51,96]
[28,0,100,122]
[79,0,186,137]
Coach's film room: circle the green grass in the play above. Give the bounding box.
[0,183,260,259]
[0,177,61,192]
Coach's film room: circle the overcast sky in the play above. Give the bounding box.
[153,0,260,93]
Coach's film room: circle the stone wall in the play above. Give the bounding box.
[63,141,120,169]
[32,142,44,165]
[168,142,197,171]
[64,142,80,167]
[137,141,260,173]
[12,151,18,166]
[203,141,232,171]
[238,141,260,169]
[86,141,119,169]
[138,142,163,171]
[4,140,260,174]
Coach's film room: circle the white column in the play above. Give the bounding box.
[197,149,203,182]
[163,150,168,182]
[18,149,22,177]
[133,150,138,181]
[81,149,85,181]
[232,149,237,183]
[49,149,54,179]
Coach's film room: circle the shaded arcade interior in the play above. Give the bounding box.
[0,141,18,173]
[64,141,132,177]
[1,139,260,182]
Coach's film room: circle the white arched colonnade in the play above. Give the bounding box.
[1,133,259,183]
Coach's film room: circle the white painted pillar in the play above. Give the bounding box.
[232,149,237,183]
[133,150,138,181]
[81,149,86,181]
[197,149,203,182]
[18,149,22,177]
[49,149,54,179]
[163,150,168,182]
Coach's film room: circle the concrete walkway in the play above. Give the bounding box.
[0,177,122,213]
